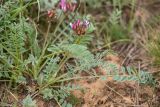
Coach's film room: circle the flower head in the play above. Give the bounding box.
[47,10,55,18]
[59,0,67,12]
[59,0,77,12]
[70,19,90,35]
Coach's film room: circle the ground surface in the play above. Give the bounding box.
[1,0,160,107]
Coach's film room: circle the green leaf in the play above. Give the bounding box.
[109,9,122,25]
[37,73,44,86]
[66,103,72,107]
[47,45,62,52]
[40,0,59,10]
[43,57,60,82]
[22,95,36,107]
[61,44,92,59]
[16,75,26,84]
[62,101,67,107]
[86,23,96,33]
[75,35,93,45]
[41,88,54,100]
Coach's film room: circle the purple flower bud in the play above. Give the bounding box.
[59,0,77,12]
[59,0,67,12]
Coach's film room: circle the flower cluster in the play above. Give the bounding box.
[70,19,90,35]
[59,0,77,12]
[47,0,77,18]
[47,10,56,18]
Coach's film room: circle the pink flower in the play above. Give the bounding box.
[70,19,90,29]
[71,19,80,30]
[59,0,67,12]
[47,10,55,18]
[59,0,77,12]
[70,19,90,35]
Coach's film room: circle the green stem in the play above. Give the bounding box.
[43,22,51,50]
[35,14,65,79]
[33,22,51,79]
[74,36,82,44]
[56,74,131,82]
[39,73,68,90]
